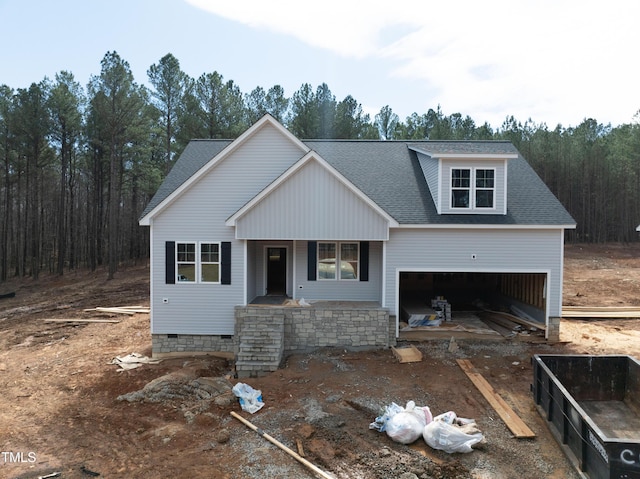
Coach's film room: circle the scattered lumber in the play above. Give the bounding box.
[83,306,150,315]
[562,306,640,318]
[484,309,545,331]
[456,359,535,439]
[231,411,335,479]
[43,319,120,323]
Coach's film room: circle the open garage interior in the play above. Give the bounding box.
[398,271,548,339]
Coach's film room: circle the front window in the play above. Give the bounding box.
[340,243,358,280]
[318,242,358,280]
[200,243,220,283]
[451,168,495,209]
[176,242,196,282]
[318,242,337,279]
[176,242,220,283]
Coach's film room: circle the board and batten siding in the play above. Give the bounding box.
[235,159,389,240]
[416,152,440,211]
[150,123,307,335]
[384,228,565,319]
[294,240,383,302]
[440,159,506,214]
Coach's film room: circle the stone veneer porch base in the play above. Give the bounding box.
[151,302,394,378]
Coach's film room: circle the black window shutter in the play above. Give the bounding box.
[221,242,231,285]
[307,241,317,281]
[165,241,176,284]
[360,241,369,282]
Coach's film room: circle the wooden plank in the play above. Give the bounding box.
[483,309,545,331]
[83,306,150,315]
[456,359,535,439]
[392,345,423,363]
[562,306,640,311]
[562,305,640,318]
[43,319,120,323]
[296,438,305,457]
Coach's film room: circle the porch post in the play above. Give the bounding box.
[242,239,247,306]
[292,240,297,300]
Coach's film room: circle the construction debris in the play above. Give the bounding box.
[369,400,484,453]
[392,345,423,363]
[110,352,162,371]
[431,297,452,321]
[84,305,150,315]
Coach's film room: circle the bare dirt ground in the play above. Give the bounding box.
[1,243,640,479]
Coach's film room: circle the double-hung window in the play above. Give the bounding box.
[451,169,471,208]
[451,168,495,210]
[318,242,358,280]
[176,242,196,282]
[176,242,220,283]
[200,243,220,283]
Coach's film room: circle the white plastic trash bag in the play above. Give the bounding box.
[423,412,484,453]
[232,382,264,414]
[370,401,433,445]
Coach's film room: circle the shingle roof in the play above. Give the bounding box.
[141,138,575,227]
[306,140,575,226]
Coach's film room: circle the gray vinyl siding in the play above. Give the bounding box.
[440,159,506,214]
[416,152,440,211]
[150,123,306,335]
[235,159,389,240]
[294,240,383,302]
[384,228,564,318]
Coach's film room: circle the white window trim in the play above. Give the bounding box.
[175,241,221,284]
[317,241,359,281]
[449,167,496,211]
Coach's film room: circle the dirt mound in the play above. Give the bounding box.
[118,371,235,423]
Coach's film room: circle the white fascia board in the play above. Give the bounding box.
[139,114,309,225]
[226,150,399,227]
[408,146,518,160]
[433,153,518,159]
[395,223,577,230]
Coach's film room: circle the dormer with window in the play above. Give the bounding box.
[411,143,519,215]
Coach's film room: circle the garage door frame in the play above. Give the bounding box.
[394,267,551,337]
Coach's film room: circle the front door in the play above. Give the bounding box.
[266,247,287,295]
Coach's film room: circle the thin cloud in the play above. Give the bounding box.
[187,0,640,127]
[185,0,421,58]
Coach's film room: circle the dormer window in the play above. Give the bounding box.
[451,168,495,210]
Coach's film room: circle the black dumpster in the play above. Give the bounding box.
[532,354,640,479]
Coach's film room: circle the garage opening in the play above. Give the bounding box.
[399,271,547,337]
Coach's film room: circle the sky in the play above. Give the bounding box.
[1,0,639,130]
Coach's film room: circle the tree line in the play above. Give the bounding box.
[1,51,639,281]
